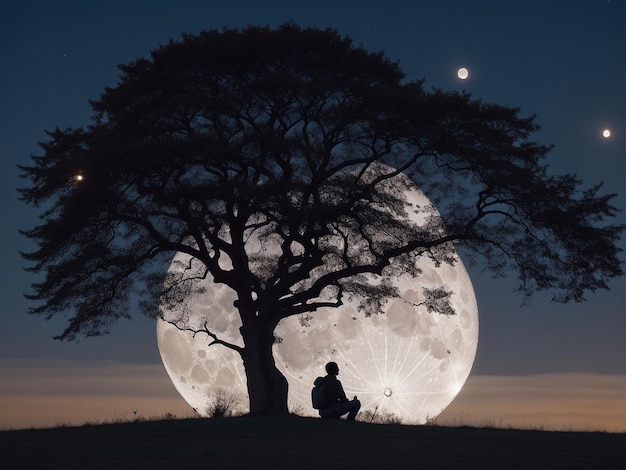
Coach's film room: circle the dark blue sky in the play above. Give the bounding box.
[1,0,623,377]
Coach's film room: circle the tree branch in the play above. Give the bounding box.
[165,319,244,354]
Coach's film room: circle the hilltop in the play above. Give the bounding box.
[1,415,624,469]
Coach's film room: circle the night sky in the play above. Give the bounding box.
[1,0,624,431]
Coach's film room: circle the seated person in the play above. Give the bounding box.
[314,361,361,420]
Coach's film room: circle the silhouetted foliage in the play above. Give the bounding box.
[205,389,242,418]
[19,24,623,415]
[358,407,403,425]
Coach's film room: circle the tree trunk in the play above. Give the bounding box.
[239,321,290,416]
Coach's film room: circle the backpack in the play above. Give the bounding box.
[311,378,327,410]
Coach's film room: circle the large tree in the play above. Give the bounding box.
[19,24,623,415]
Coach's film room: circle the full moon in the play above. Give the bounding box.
[157,178,479,423]
[602,129,611,138]
[457,67,469,80]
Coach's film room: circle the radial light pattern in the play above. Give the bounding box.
[274,258,478,423]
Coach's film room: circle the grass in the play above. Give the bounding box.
[1,415,624,469]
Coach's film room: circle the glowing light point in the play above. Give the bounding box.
[602,129,611,138]
[457,67,469,80]
[384,387,393,397]
[74,174,84,182]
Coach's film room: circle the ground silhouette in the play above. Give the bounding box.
[1,416,624,469]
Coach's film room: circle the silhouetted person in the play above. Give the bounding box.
[314,361,361,420]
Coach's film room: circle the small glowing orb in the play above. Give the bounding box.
[157,178,479,423]
[602,129,611,138]
[457,67,469,80]
[74,174,84,182]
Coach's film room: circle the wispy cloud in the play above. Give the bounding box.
[437,373,625,432]
[0,359,194,429]
[1,359,624,431]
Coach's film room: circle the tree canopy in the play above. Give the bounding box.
[19,24,623,414]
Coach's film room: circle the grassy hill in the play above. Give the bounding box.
[1,416,624,469]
